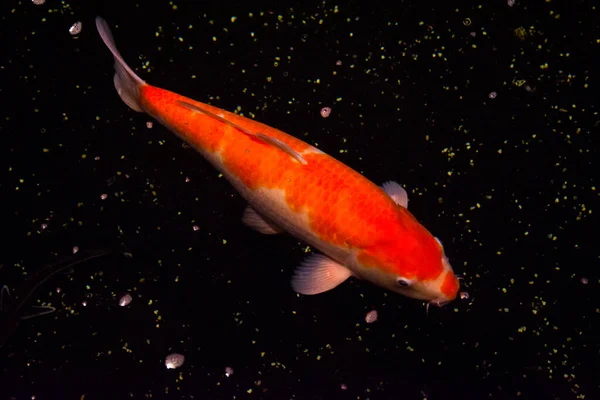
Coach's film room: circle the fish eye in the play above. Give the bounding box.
[396,277,411,287]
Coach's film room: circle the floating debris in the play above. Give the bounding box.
[165,353,185,369]
[460,291,470,300]
[365,309,378,323]
[119,294,132,307]
[225,366,234,377]
[489,91,497,99]
[100,193,108,200]
[32,0,45,5]
[320,107,331,118]
[72,246,79,254]
[69,22,82,36]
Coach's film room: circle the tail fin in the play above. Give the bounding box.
[95,17,146,112]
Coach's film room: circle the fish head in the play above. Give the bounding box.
[355,232,459,306]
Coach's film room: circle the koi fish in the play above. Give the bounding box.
[95,17,459,307]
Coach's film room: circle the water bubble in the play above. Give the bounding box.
[119,294,132,307]
[69,22,82,36]
[320,107,331,118]
[165,353,185,369]
[365,309,378,323]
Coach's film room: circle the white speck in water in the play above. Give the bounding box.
[320,107,332,118]
[69,21,82,36]
[146,121,153,129]
[165,353,185,369]
[100,193,108,200]
[340,383,348,390]
[56,287,61,294]
[507,0,516,7]
[460,291,470,300]
[581,277,588,285]
[72,246,79,254]
[40,223,48,230]
[365,309,378,323]
[119,294,132,307]
[489,91,497,99]
[336,60,342,66]
[193,225,200,232]
[185,177,191,183]
[81,301,87,307]
[32,0,45,5]
[225,366,234,377]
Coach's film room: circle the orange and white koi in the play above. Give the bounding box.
[95,17,459,307]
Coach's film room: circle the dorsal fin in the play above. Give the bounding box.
[177,100,307,165]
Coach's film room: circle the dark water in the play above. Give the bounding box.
[1,0,598,399]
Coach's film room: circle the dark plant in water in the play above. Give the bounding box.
[0,249,115,349]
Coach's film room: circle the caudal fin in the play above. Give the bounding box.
[95,17,146,112]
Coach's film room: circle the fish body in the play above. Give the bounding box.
[95,18,459,306]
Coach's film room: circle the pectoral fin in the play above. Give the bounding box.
[291,254,352,295]
[381,181,408,208]
[242,206,282,234]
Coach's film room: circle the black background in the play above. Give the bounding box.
[1,0,598,399]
